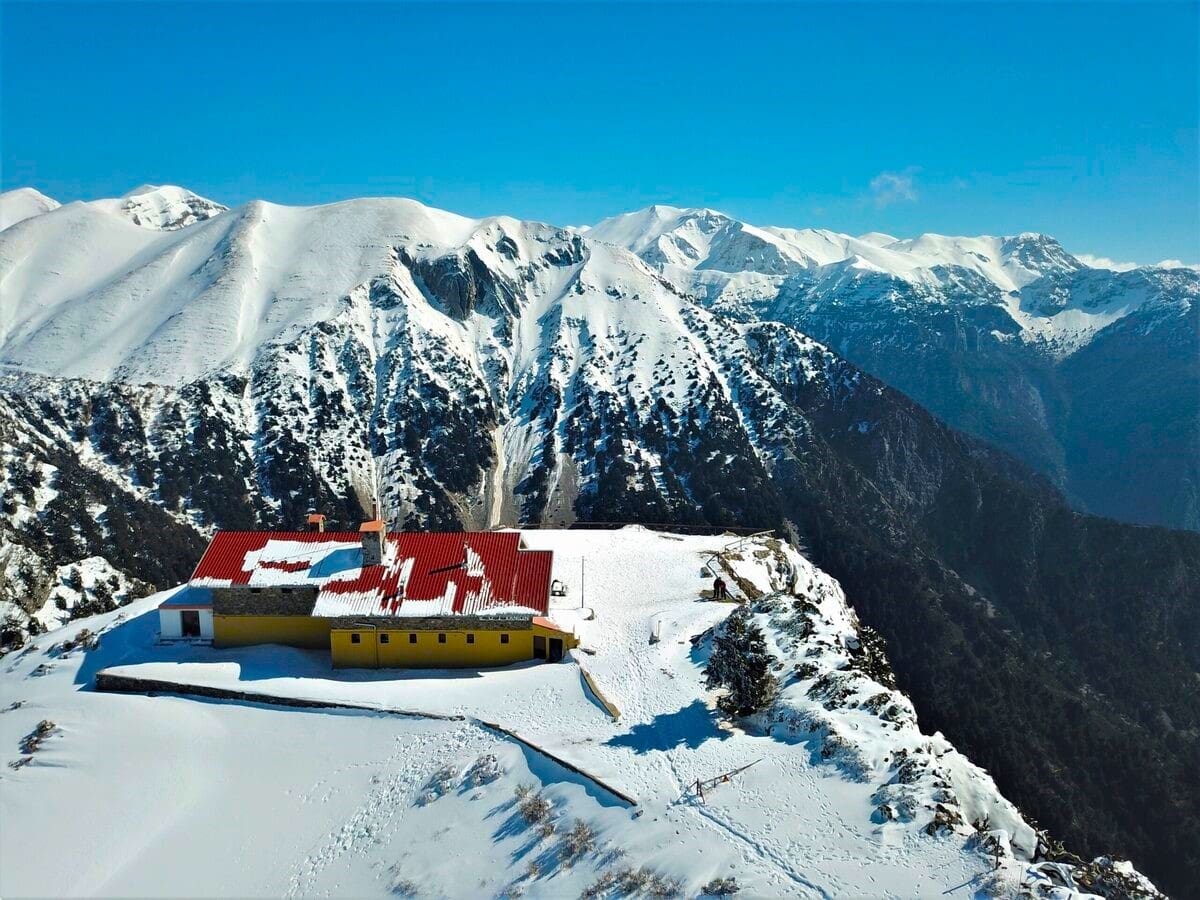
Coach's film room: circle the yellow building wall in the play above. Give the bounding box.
[329,628,380,668]
[213,615,331,649]
[331,627,537,669]
[212,615,579,669]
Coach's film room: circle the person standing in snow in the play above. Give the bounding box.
[713,576,728,601]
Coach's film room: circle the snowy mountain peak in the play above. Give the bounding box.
[857,231,899,247]
[998,231,1083,281]
[591,206,818,277]
[122,183,169,198]
[94,184,228,230]
[0,187,61,232]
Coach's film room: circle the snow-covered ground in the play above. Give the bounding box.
[0,528,1155,897]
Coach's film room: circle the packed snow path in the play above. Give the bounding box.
[1,528,1138,897]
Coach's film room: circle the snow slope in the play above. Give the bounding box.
[0,194,485,383]
[0,528,1155,898]
[0,188,60,232]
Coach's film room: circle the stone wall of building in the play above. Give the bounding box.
[211,586,319,616]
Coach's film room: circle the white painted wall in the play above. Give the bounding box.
[159,608,182,639]
[198,609,214,640]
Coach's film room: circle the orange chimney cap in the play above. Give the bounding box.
[307,513,327,523]
[359,519,385,533]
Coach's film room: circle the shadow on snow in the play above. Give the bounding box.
[602,699,729,753]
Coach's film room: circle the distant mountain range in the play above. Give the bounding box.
[589,205,1200,531]
[1,186,1198,894]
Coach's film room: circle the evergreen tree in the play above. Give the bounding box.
[64,567,84,593]
[704,605,779,716]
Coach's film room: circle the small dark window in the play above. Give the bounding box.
[350,633,361,644]
[466,633,475,644]
[379,633,390,644]
[500,633,509,644]
[250,588,262,594]
[281,588,292,594]
[438,633,447,644]
[409,633,417,644]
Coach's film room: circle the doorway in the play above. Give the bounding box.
[180,610,201,638]
[533,635,546,660]
[549,638,564,662]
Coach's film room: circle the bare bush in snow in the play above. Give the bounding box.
[561,818,596,861]
[465,752,501,786]
[389,875,419,897]
[518,791,552,824]
[419,764,458,805]
[701,876,741,896]
[19,719,56,755]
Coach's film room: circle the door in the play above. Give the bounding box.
[533,635,547,660]
[180,610,201,638]
[549,638,564,662]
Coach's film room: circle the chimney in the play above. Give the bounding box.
[306,513,326,533]
[360,517,386,567]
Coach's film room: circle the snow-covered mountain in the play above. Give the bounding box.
[589,203,1194,358]
[589,205,1083,295]
[591,205,1200,530]
[3,188,1193,529]
[2,186,1199,895]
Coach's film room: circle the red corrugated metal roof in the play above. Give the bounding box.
[187,529,552,617]
[513,550,553,609]
[190,531,361,584]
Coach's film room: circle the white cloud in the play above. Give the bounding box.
[1075,253,1200,272]
[869,169,918,208]
[1075,253,1139,272]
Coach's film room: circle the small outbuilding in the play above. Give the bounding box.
[157,588,214,641]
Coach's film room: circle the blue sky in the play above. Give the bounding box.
[2,1,1197,262]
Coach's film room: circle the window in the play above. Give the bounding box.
[350,633,361,644]
[380,633,390,644]
[249,588,262,594]
[466,633,475,645]
[438,633,447,644]
[500,633,509,644]
[409,633,417,644]
[281,588,292,595]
